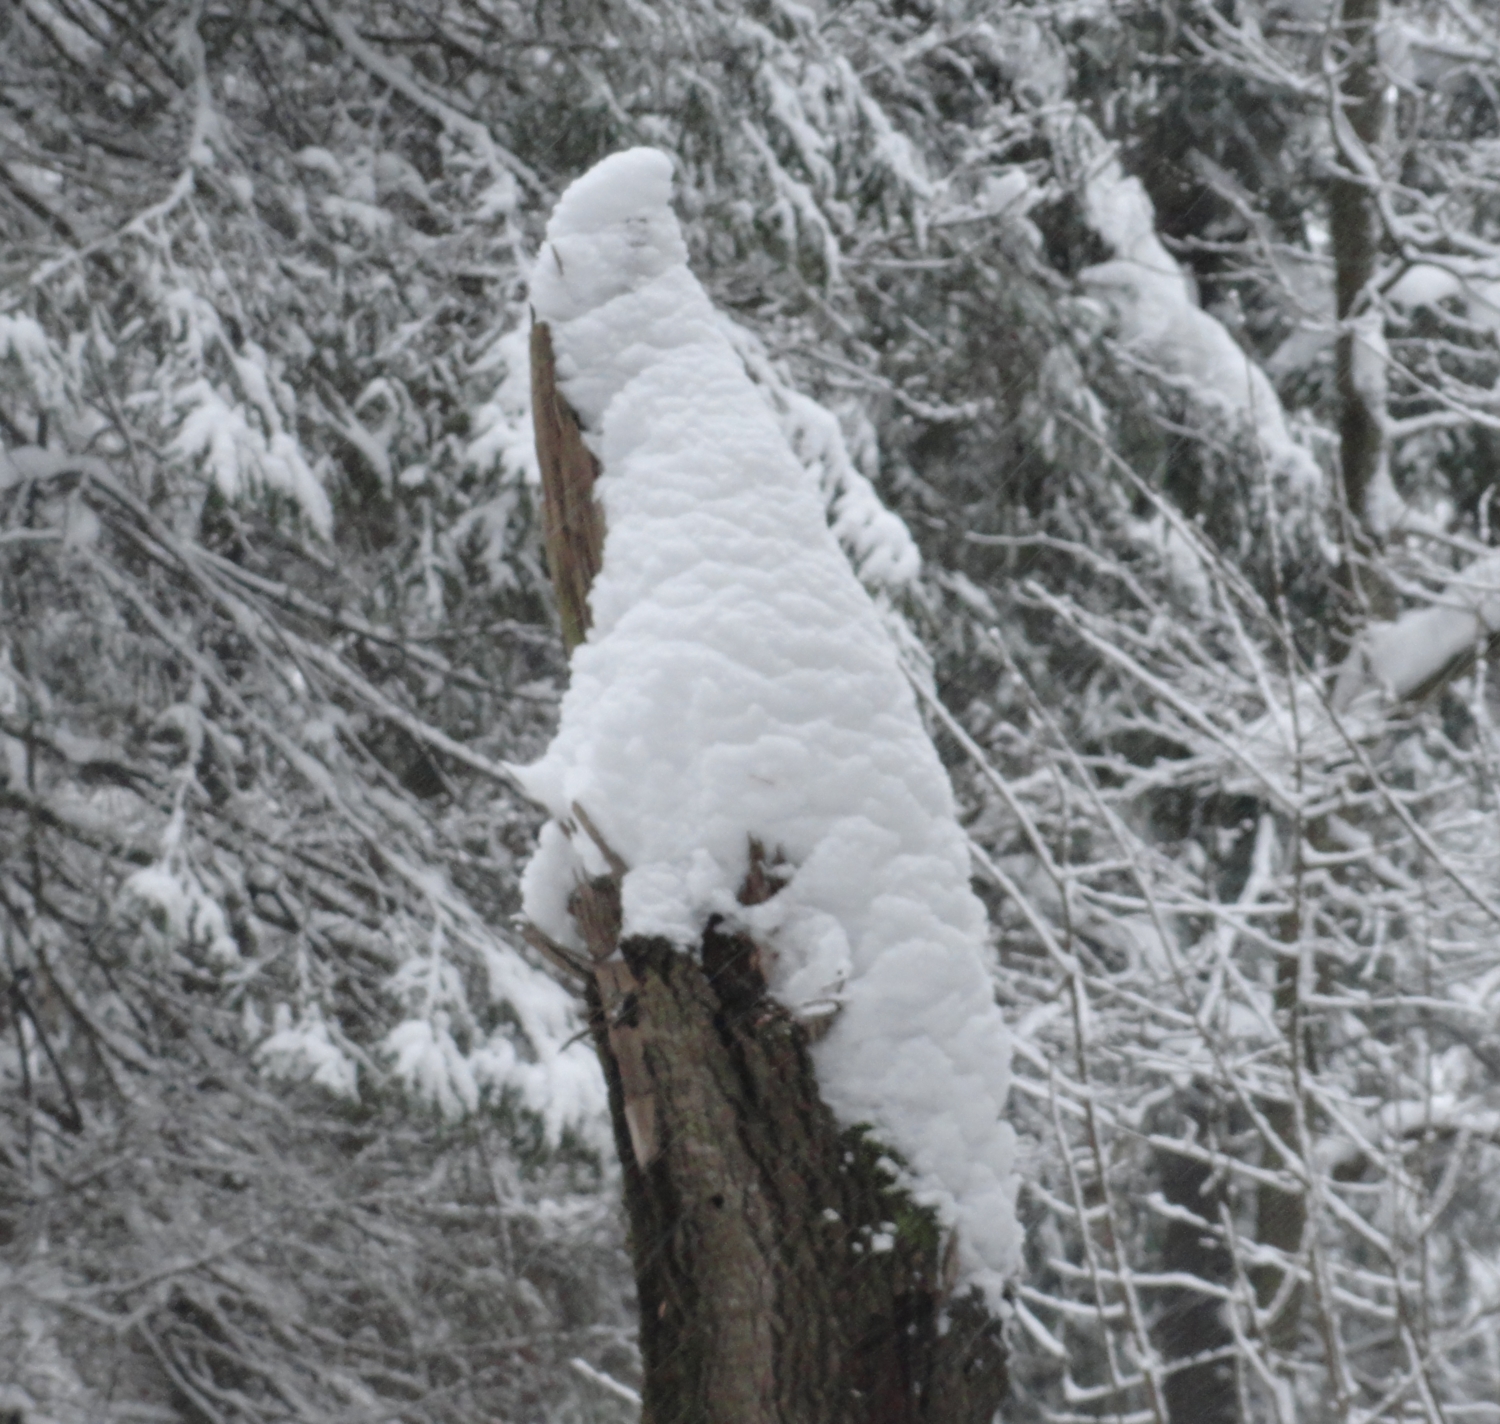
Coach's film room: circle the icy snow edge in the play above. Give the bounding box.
[516,148,1020,1298]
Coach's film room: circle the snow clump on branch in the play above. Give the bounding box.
[1065,117,1321,500]
[516,148,1020,1298]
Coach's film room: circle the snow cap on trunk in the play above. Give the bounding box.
[518,148,1020,1298]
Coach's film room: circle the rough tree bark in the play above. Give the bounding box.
[528,320,1009,1424]
[530,321,606,652]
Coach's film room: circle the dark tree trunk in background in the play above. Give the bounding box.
[1251,1097,1308,1358]
[1250,935,1309,1363]
[529,321,1008,1423]
[1153,1109,1237,1424]
[1329,0,1393,630]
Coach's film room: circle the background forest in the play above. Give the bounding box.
[4,0,1500,1420]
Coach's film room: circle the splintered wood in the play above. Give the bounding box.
[529,319,605,653]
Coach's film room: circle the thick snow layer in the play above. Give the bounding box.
[467,274,918,592]
[518,148,1019,1297]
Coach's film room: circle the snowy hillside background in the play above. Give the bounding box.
[4,0,1500,1420]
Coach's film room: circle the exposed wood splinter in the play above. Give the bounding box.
[530,320,605,653]
[520,922,590,984]
[572,800,628,881]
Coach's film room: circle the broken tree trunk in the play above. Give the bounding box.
[528,319,1008,1424]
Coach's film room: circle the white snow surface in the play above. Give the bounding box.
[1389,261,1500,336]
[517,148,1020,1297]
[1186,552,1500,802]
[1334,552,1500,712]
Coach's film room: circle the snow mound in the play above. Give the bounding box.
[517,148,1020,1298]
